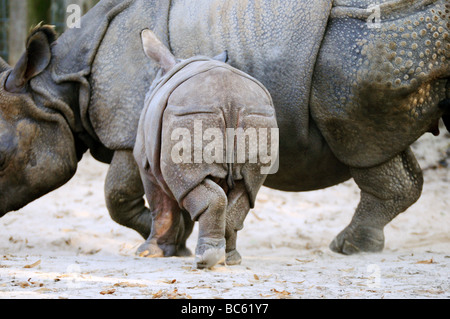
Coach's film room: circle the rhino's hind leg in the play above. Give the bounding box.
[182,178,227,269]
[330,148,423,255]
[224,182,251,266]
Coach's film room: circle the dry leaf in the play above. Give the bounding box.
[253,274,260,281]
[18,282,30,288]
[152,289,191,299]
[338,267,355,272]
[100,289,116,295]
[295,258,313,263]
[114,282,146,288]
[24,260,41,269]
[35,287,53,293]
[414,289,444,295]
[152,290,164,298]
[270,288,291,298]
[416,258,435,264]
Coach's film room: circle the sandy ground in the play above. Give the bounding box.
[0,130,449,299]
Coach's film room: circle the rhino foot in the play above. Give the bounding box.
[225,250,242,266]
[329,225,385,255]
[136,241,192,258]
[175,245,193,257]
[136,239,165,258]
[195,238,226,269]
[137,238,189,258]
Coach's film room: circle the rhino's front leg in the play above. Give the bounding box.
[105,150,152,239]
[330,148,423,255]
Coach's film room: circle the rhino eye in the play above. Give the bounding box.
[0,132,17,172]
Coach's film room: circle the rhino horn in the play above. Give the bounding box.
[141,29,176,74]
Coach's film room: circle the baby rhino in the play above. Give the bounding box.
[134,30,278,269]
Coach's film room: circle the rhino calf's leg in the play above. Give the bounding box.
[224,182,251,266]
[105,150,152,239]
[330,148,423,255]
[182,178,227,269]
[136,176,193,258]
[136,178,186,257]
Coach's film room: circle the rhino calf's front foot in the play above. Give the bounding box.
[195,238,226,269]
[225,250,242,265]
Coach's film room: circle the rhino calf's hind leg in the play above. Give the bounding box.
[182,178,227,269]
[330,148,423,255]
[137,177,193,258]
[224,182,251,266]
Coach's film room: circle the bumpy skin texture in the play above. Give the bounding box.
[134,57,277,267]
[0,0,448,256]
[311,0,448,253]
[312,0,449,168]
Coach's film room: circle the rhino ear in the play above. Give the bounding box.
[213,50,229,63]
[141,29,176,74]
[5,25,56,93]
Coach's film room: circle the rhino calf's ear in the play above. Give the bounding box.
[141,29,176,74]
[6,26,55,93]
[213,50,229,63]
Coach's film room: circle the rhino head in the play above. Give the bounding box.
[0,26,79,216]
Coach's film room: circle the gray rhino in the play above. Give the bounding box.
[0,0,448,256]
[134,30,278,268]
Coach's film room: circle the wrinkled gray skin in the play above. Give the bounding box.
[134,30,277,268]
[0,0,448,256]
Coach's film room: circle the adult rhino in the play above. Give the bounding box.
[0,0,448,256]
